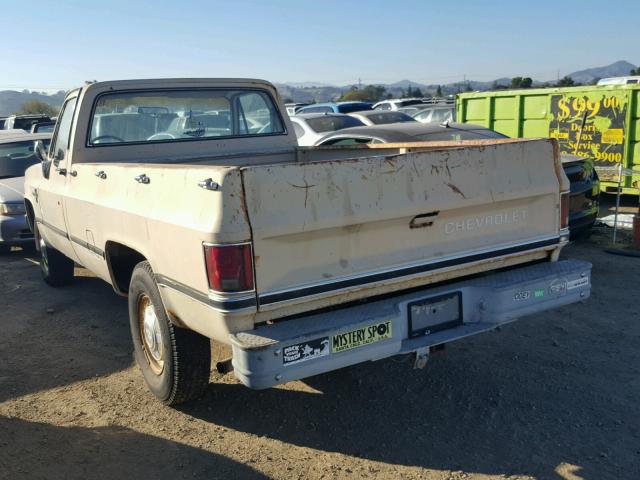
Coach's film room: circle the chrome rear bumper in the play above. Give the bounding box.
[230,260,591,389]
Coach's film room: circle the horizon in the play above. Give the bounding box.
[1,57,638,94]
[1,0,638,91]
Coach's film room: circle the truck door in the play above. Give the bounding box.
[36,94,79,261]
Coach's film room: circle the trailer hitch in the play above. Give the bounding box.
[413,347,430,369]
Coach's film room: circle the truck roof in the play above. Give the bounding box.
[80,78,278,93]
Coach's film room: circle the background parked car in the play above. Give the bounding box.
[296,102,372,114]
[290,113,365,146]
[315,122,503,145]
[372,98,426,111]
[285,103,310,115]
[316,122,600,238]
[412,105,456,124]
[0,132,52,253]
[348,110,416,126]
[3,114,52,131]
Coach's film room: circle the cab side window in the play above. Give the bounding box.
[50,97,78,163]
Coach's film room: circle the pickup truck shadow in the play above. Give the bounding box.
[0,416,268,480]
[0,248,132,402]
[184,325,630,479]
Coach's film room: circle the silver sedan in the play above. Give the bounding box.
[289,113,365,146]
[0,132,52,253]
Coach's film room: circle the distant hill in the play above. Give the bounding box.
[0,90,66,117]
[4,60,637,114]
[567,60,637,84]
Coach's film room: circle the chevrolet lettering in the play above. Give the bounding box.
[445,209,528,235]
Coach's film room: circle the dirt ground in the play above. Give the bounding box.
[1,237,639,480]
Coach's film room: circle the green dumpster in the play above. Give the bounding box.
[457,84,640,194]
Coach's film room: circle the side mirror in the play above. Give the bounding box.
[34,140,52,179]
[34,140,47,162]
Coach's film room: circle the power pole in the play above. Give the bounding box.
[358,77,362,89]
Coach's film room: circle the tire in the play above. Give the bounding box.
[40,237,74,287]
[21,242,37,253]
[0,244,10,255]
[128,261,211,405]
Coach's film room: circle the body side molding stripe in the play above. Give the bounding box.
[155,274,257,311]
[36,217,105,258]
[258,237,560,306]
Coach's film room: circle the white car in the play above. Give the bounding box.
[289,113,364,146]
[372,98,426,111]
[597,76,640,85]
[412,105,455,124]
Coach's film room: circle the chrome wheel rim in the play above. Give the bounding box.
[138,294,164,375]
[40,238,49,273]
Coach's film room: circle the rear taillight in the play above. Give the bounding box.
[560,192,570,230]
[204,243,254,292]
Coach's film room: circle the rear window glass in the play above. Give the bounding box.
[337,103,372,114]
[398,100,425,107]
[306,116,364,133]
[299,106,333,114]
[88,89,284,146]
[11,116,51,131]
[367,112,415,125]
[0,139,51,178]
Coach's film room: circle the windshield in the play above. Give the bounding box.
[0,139,51,178]
[88,89,285,146]
[306,116,364,133]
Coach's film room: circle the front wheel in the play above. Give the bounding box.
[40,237,74,287]
[128,261,211,405]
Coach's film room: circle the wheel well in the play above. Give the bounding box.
[105,241,146,295]
[24,200,35,232]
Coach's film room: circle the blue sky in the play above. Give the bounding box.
[1,0,638,90]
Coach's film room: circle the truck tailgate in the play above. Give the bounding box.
[240,139,563,312]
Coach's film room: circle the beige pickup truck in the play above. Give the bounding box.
[24,79,591,405]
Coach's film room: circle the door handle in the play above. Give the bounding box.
[95,170,107,179]
[56,167,77,177]
[134,174,150,184]
[197,178,219,191]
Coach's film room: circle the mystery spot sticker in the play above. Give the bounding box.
[283,337,329,366]
[331,321,392,354]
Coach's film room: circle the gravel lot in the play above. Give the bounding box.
[1,238,639,480]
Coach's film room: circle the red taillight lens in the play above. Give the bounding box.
[560,192,570,230]
[204,244,254,292]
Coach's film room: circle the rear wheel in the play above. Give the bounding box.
[128,261,211,405]
[40,238,74,287]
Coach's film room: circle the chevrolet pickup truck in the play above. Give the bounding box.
[24,79,591,405]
